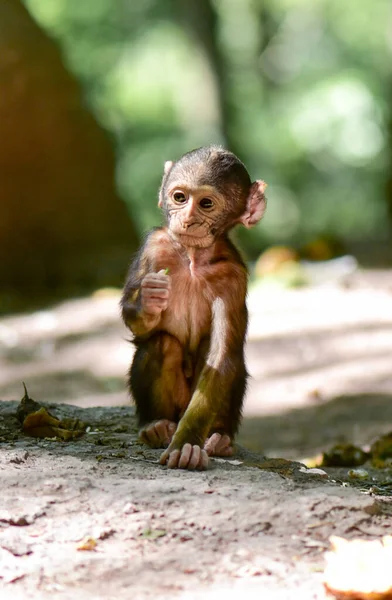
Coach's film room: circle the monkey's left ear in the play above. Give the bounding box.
[158,161,175,207]
[239,180,267,228]
[163,160,174,175]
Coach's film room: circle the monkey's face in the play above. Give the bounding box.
[159,147,266,247]
[163,182,228,248]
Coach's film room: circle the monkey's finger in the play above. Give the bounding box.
[219,446,234,457]
[143,298,169,310]
[142,272,170,283]
[142,291,170,304]
[204,433,222,456]
[142,288,170,299]
[204,433,233,457]
[140,427,161,448]
[142,275,171,288]
[198,449,209,470]
[142,284,171,295]
[178,444,193,469]
[143,306,168,317]
[154,420,174,447]
[143,297,168,308]
[167,449,182,469]
[142,304,164,316]
[215,434,232,455]
[167,422,177,438]
[142,280,170,292]
[159,448,169,465]
[187,445,201,470]
[189,446,209,470]
[205,433,233,457]
[160,445,209,469]
[143,295,168,305]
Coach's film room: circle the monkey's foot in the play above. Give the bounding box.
[204,433,233,457]
[139,419,177,449]
[160,443,209,470]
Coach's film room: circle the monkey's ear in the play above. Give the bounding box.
[158,161,175,207]
[239,180,267,228]
[164,160,174,175]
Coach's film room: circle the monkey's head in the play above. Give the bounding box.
[159,146,266,248]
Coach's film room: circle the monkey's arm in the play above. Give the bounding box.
[160,286,247,469]
[121,234,171,337]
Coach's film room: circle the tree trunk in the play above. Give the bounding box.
[386,97,392,232]
[0,0,138,309]
[175,0,237,152]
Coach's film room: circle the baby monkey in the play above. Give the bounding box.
[121,146,266,470]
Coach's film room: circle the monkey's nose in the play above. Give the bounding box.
[183,220,196,231]
[182,203,197,228]
[185,199,197,217]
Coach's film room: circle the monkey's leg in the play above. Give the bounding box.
[130,333,190,448]
[160,298,247,470]
[189,343,234,458]
[205,360,247,457]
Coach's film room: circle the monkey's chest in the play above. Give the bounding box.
[161,274,213,351]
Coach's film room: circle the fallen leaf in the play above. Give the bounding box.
[299,466,328,477]
[16,384,86,440]
[141,528,167,540]
[16,383,41,423]
[348,468,369,480]
[77,537,97,551]
[98,529,116,540]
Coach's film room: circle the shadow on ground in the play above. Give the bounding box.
[239,393,392,461]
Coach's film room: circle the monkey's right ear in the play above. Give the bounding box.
[239,180,267,228]
[158,161,175,207]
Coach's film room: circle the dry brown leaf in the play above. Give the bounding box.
[22,408,86,440]
[17,384,86,440]
[23,407,60,429]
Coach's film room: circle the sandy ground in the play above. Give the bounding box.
[1,268,392,598]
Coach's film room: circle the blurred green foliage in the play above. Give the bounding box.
[23,0,392,256]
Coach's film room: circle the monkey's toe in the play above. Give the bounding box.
[204,433,233,457]
[139,419,177,448]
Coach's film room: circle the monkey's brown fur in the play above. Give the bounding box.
[121,146,266,470]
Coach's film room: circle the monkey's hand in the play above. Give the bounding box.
[204,433,233,457]
[160,443,209,470]
[141,270,171,316]
[139,419,177,449]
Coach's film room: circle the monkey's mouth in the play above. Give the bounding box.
[168,213,215,246]
[170,223,214,248]
[174,222,209,238]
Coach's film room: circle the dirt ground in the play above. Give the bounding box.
[1,268,392,599]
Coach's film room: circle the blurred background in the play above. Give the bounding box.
[1,0,392,458]
[2,0,392,307]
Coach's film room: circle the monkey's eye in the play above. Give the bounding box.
[200,198,214,210]
[173,192,187,204]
